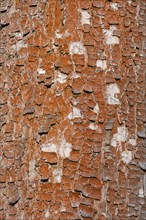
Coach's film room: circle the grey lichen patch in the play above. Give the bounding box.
[41,136,72,158]
[121,150,132,164]
[69,42,86,55]
[68,107,82,120]
[37,68,46,75]
[96,60,107,70]
[29,160,37,181]
[110,3,119,11]
[52,168,63,183]
[106,83,120,105]
[79,9,91,25]
[111,126,128,147]
[56,71,67,84]
[103,26,119,45]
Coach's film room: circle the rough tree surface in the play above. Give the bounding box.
[0,0,146,219]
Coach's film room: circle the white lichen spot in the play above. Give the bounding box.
[20,211,25,220]
[55,32,63,39]
[128,139,137,146]
[121,150,132,164]
[100,213,107,218]
[45,210,50,218]
[136,4,140,23]
[12,40,27,51]
[59,140,72,158]
[106,83,120,105]
[93,103,100,115]
[60,204,66,212]
[110,3,119,11]
[69,42,86,55]
[72,73,80,79]
[103,26,119,45]
[29,160,36,181]
[79,9,91,25]
[96,60,107,70]
[41,143,57,153]
[55,30,70,39]
[138,188,145,198]
[53,168,63,183]
[89,123,98,130]
[15,32,23,39]
[37,68,46,75]
[128,0,132,5]
[111,126,128,147]
[89,123,102,132]
[68,107,82,120]
[41,137,72,158]
[56,71,67,84]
